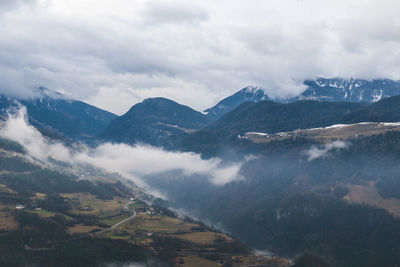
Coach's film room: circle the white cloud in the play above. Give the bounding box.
[210,164,243,186]
[0,107,244,192]
[0,0,399,113]
[305,141,349,161]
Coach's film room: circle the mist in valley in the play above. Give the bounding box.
[0,106,245,197]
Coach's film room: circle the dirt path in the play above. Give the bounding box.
[39,210,138,247]
[93,211,137,235]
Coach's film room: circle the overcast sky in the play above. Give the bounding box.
[0,0,399,114]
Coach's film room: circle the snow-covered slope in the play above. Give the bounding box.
[296,78,400,102]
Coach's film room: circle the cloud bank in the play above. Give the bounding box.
[0,107,244,194]
[305,141,349,161]
[0,0,399,114]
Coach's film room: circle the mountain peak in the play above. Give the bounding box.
[128,97,201,116]
[32,86,73,101]
[101,97,212,149]
[142,97,173,102]
[204,86,270,119]
[241,86,264,94]
[140,97,182,107]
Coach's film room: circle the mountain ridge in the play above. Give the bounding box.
[202,78,400,122]
[0,93,117,141]
[100,97,212,149]
[3,77,400,148]
[204,86,270,120]
[296,78,400,102]
[180,100,367,156]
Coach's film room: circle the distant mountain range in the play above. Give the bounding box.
[204,78,400,120]
[100,78,400,148]
[2,78,400,148]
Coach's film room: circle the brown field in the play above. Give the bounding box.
[27,209,56,218]
[65,211,294,266]
[60,193,125,216]
[0,211,18,230]
[34,192,46,199]
[176,255,219,267]
[344,183,400,217]
[0,203,13,211]
[235,255,294,266]
[100,213,131,226]
[135,214,198,233]
[101,229,132,240]
[0,184,17,194]
[174,254,293,267]
[67,224,104,235]
[172,231,233,245]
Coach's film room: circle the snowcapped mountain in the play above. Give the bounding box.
[202,79,400,121]
[296,78,400,102]
[204,86,270,120]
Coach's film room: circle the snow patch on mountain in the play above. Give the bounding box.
[298,78,400,103]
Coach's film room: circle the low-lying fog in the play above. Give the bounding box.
[0,107,245,197]
[0,105,351,202]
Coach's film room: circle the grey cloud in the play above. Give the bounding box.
[143,1,209,25]
[0,0,400,114]
[0,0,36,13]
